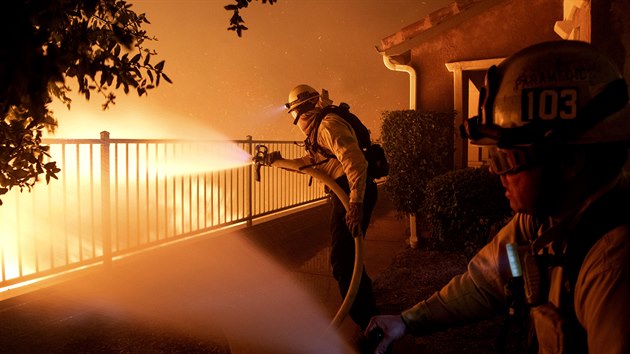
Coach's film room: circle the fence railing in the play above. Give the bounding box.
[0,133,326,293]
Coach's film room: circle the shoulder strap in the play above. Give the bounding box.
[306,104,373,160]
[560,188,630,353]
[564,188,630,287]
[305,106,339,159]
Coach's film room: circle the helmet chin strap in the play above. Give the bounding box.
[292,111,300,125]
[290,99,318,125]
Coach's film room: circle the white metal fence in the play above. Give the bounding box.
[0,133,326,292]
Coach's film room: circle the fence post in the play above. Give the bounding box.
[100,131,112,268]
[246,135,253,227]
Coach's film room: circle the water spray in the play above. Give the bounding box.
[252,144,364,328]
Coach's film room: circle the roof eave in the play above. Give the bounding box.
[377,0,507,57]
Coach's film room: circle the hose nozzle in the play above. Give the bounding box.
[252,144,268,182]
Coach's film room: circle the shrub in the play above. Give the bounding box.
[381,110,454,216]
[423,167,512,259]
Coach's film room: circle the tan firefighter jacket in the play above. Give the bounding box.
[401,179,630,354]
[291,112,368,203]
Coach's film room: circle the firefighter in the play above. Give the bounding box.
[263,84,379,332]
[366,40,630,354]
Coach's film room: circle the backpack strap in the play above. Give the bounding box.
[305,106,338,159]
[503,187,630,354]
[563,189,630,284]
[559,189,630,353]
[301,110,332,187]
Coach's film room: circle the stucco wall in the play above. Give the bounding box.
[592,0,630,90]
[409,0,563,113]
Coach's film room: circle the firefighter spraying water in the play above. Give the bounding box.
[252,85,389,352]
[252,143,364,329]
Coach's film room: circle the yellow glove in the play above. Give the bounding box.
[264,151,282,166]
[346,202,363,237]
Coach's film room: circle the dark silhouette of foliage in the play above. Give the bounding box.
[224,0,277,37]
[0,0,170,205]
[380,110,455,216]
[423,166,512,259]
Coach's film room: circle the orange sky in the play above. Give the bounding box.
[49,0,453,141]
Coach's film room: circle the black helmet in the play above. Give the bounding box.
[462,40,630,148]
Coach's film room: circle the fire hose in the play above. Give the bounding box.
[252,145,363,328]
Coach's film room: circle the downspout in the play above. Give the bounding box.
[382,52,420,248]
[382,53,417,110]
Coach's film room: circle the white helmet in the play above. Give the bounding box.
[462,40,630,148]
[285,84,319,124]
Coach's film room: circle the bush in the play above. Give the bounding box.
[423,167,512,259]
[381,110,454,215]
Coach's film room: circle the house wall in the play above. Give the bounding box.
[409,0,563,114]
[382,0,629,169]
[591,0,630,89]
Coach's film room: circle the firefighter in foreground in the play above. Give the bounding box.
[366,40,630,354]
[263,85,379,332]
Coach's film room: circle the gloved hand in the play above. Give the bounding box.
[346,202,363,237]
[264,151,282,166]
[364,315,407,354]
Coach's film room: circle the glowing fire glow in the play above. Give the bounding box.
[0,105,345,353]
[1,106,253,291]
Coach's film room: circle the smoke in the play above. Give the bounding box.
[52,233,354,354]
[47,98,240,141]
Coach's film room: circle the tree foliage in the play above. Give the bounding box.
[0,0,170,205]
[224,0,277,37]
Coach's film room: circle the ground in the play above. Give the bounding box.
[372,245,525,354]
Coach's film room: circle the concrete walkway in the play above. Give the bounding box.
[0,186,409,354]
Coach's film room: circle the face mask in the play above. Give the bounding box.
[296,111,318,136]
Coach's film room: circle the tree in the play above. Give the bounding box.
[0,0,171,205]
[224,0,277,37]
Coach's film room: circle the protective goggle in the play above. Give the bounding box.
[487,146,539,175]
[286,93,318,125]
[285,92,319,112]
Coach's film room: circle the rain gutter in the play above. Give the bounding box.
[381,51,417,110]
[380,50,419,247]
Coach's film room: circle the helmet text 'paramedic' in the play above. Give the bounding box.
[461,40,630,149]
